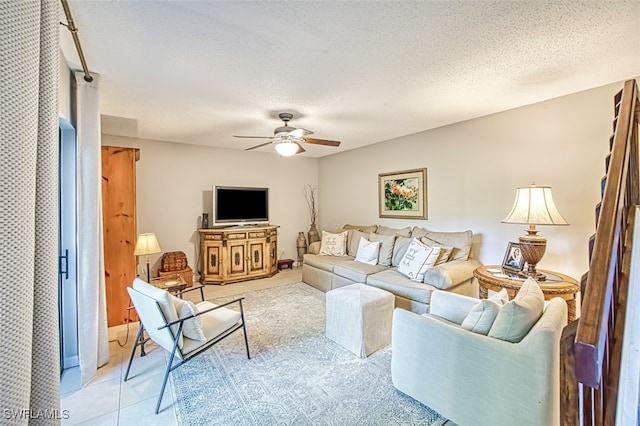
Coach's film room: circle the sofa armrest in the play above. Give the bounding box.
[428,291,479,324]
[423,258,482,289]
[309,241,321,255]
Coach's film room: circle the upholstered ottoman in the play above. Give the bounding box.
[325,283,394,358]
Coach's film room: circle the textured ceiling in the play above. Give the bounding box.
[60,1,640,157]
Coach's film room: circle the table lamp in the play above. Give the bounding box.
[502,183,568,280]
[134,233,162,282]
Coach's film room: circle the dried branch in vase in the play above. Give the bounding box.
[304,184,318,225]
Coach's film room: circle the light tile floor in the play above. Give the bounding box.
[60,268,302,425]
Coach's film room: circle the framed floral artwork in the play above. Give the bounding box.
[378,168,427,219]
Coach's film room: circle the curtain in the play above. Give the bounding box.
[75,72,110,385]
[0,0,61,423]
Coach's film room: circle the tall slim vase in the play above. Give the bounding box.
[296,232,307,267]
[308,223,320,245]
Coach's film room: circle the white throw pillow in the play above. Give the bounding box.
[171,295,207,342]
[319,231,348,256]
[461,288,512,335]
[397,238,442,282]
[354,237,381,265]
[488,278,544,343]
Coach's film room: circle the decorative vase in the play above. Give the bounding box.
[201,213,209,229]
[308,223,320,245]
[296,232,307,267]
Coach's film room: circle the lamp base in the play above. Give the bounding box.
[518,229,547,281]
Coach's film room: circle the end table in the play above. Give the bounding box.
[473,265,579,322]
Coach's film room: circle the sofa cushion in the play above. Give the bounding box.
[347,230,368,257]
[366,268,437,305]
[398,238,442,282]
[422,230,473,261]
[354,237,381,265]
[410,226,429,238]
[376,225,412,237]
[391,236,413,267]
[337,224,378,234]
[303,253,355,272]
[419,237,453,265]
[333,261,389,283]
[369,233,396,266]
[319,230,348,256]
[488,278,544,343]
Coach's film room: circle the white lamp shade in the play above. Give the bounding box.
[274,140,299,157]
[502,185,568,225]
[134,233,162,256]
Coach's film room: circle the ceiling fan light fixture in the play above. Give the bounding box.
[274,140,298,157]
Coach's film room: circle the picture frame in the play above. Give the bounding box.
[502,241,525,272]
[378,168,427,219]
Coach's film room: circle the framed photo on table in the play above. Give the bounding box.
[378,168,427,219]
[502,242,525,273]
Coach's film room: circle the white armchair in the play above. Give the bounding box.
[124,278,250,414]
[391,290,567,426]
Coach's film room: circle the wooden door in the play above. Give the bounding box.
[102,146,139,327]
[204,241,222,279]
[247,240,266,275]
[227,240,247,279]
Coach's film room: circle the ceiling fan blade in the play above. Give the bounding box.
[289,128,314,138]
[244,141,273,151]
[304,137,341,147]
[295,142,305,154]
[234,135,273,139]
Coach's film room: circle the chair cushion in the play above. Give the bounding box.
[133,278,183,348]
[354,237,381,265]
[488,278,544,342]
[171,295,206,342]
[181,301,242,357]
[461,299,502,335]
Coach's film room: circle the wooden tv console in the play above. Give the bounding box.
[198,225,279,285]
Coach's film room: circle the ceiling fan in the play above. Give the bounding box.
[234,112,341,156]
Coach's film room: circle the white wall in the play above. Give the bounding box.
[317,82,625,281]
[102,135,319,278]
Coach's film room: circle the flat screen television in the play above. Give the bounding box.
[213,186,269,226]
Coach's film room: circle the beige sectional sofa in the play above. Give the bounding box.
[302,224,482,314]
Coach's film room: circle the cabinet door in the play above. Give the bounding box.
[247,240,266,275]
[204,242,222,279]
[269,239,278,272]
[228,240,247,278]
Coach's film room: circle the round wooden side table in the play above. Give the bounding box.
[473,265,579,322]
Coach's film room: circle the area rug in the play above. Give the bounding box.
[169,282,448,425]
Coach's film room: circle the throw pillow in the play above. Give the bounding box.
[397,238,442,282]
[423,230,473,261]
[461,299,503,335]
[391,236,413,267]
[369,232,396,266]
[319,231,348,256]
[419,237,454,266]
[171,295,207,342]
[347,229,367,257]
[376,225,412,237]
[132,278,183,348]
[488,278,544,343]
[354,237,381,265]
[337,224,378,234]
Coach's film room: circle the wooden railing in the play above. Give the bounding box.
[560,79,640,425]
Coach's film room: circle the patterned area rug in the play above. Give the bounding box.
[170,282,448,425]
